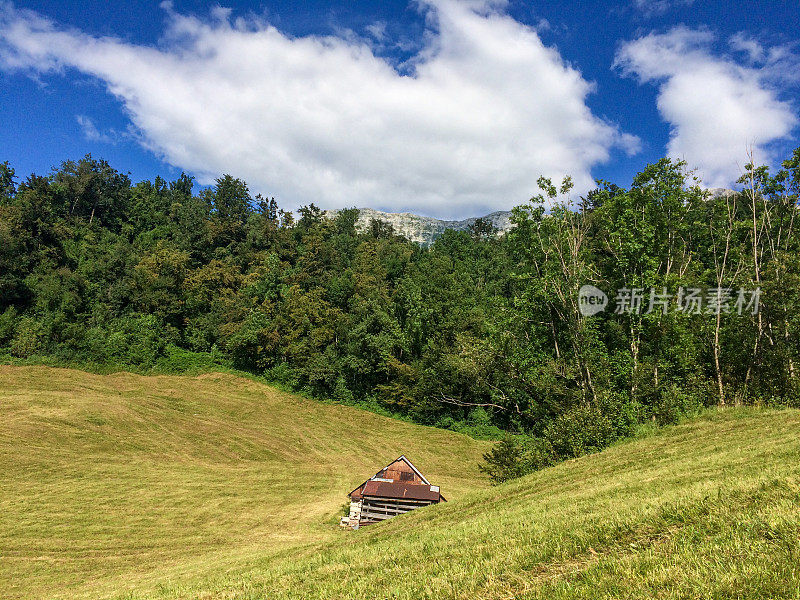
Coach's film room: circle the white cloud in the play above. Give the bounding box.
[615,27,798,188]
[365,21,388,42]
[728,33,800,85]
[76,114,121,144]
[631,0,695,18]
[0,0,634,217]
[728,32,765,63]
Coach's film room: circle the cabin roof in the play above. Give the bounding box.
[361,480,441,502]
[348,455,436,498]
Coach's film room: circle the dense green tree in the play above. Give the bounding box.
[0,161,16,203]
[2,149,800,483]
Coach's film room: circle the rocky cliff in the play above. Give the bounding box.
[327,208,515,245]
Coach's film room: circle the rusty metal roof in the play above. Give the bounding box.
[348,456,446,501]
[347,456,431,497]
[361,480,441,501]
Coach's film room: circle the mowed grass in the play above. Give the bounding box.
[129,407,800,599]
[0,366,490,599]
[2,367,800,600]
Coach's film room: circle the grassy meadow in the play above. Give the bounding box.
[0,366,489,599]
[2,366,799,599]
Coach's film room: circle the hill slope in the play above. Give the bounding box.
[163,407,800,600]
[0,366,490,599]
[2,367,799,600]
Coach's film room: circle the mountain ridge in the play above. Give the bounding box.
[329,188,739,245]
[327,207,515,245]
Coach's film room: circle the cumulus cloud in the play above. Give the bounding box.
[0,0,634,217]
[615,27,798,188]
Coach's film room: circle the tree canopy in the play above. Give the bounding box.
[2,151,799,478]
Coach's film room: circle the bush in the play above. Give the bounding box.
[332,376,354,403]
[106,315,171,368]
[224,310,274,372]
[543,404,617,459]
[480,434,555,484]
[0,307,17,347]
[153,345,225,374]
[9,316,45,358]
[597,391,640,437]
[264,362,298,387]
[69,316,173,369]
[653,384,703,425]
[480,397,643,484]
[436,408,506,440]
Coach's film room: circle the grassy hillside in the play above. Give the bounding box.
[2,367,799,599]
[0,366,490,599]
[140,409,800,600]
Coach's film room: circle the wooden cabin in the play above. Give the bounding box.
[341,455,446,529]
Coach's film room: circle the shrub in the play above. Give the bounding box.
[9,316,45,358]
[153,345,224,374]
[224,310,274,372]
[441,408,506,440]
[480,434,555,484]
[597,390,640,437]
[543,404,617,459]
[481,397,643,484]
[106,315,171,368]
[0,307,17,347]
[332,376,354,403]
[68,316,173,369]
[653,384,703,425]
[265,362,298,387]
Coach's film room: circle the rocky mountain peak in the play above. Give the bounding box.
[326,207,515,245]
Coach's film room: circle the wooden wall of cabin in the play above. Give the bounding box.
[358,497,435,525]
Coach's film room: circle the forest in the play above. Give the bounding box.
[1,149,799,480]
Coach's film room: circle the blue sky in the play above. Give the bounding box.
[1,0,798,218]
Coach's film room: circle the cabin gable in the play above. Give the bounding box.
[375,456,429,484]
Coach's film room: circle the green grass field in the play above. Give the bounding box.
[2,366,799,599]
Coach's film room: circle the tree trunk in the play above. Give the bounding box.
[713,310,725,406]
